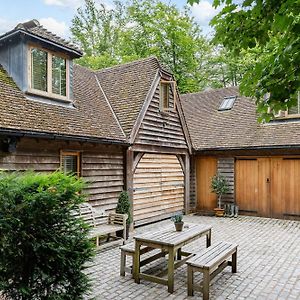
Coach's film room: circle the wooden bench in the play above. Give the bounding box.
[74,202,128,248]
[120,242,166,277]
[186,241,238,300]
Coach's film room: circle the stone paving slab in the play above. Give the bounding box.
[85,215,300,300]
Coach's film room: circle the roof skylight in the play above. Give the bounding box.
[219,96,236,111]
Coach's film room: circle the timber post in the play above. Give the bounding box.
[126,148,134,229]
[184,153,190,214]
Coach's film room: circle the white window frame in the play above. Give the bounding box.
[28,44,70,102]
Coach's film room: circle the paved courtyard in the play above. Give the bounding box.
[86,215,300,299]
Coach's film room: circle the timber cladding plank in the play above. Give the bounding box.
[133,153,184,225]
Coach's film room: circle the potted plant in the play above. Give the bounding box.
[171,213,184,231]
[116,191,132,239]
[211,174,229,217]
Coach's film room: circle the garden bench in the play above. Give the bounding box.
[186,241,238,300]
[120,242,166,277]
[75,202,128,248]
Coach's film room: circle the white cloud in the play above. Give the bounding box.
[0,18,19,35]
[44,0,84,9]
[44,0,114,10]
[39,17,69,38]
[190,0,221,26]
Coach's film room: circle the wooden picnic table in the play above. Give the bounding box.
[133,223,212,293]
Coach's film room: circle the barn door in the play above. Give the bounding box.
[196,157,217,212]
[133,153,184,225]
[236,157,300,219]
[236,159,260,215]
[271,158,300,219]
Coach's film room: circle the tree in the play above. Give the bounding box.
[189,0,300,121]
[71,0,126,67]
[71,0,212,93]
[205,46,256,89]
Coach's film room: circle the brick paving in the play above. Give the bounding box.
[85,215,300,299]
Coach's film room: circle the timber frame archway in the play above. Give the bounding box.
[126,147,190,226]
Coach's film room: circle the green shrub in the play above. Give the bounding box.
[211,174,229,208]
[0,171,95,300]
[116,191,131,224]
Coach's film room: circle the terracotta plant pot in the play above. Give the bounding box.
[214,208,225,217]
[175,222,184,231]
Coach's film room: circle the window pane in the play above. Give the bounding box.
[62,155,78,175]
[52,55,66,96]
[31,48,47,91]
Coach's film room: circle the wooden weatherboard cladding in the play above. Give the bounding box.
[217,157,234,203]
[0,138,124,213]
[236,157,300,219]
[134,77,187,149]
[133,153,184,226]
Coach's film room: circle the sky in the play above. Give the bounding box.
[0,0,221,39]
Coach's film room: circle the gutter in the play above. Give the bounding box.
[0,128,129,146]
[193,144,300,154]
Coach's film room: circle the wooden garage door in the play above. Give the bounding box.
[133,153,184,225]
[236,158,300,219]
[196,157,217,212]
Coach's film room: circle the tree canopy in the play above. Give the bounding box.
[72,0,217,93]
[72,0,253,94]
[190,0,300,121]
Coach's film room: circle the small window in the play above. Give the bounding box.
[160,82,170,111]
[61,151,81,177]
[29,45,69,100]
[219,96,236,111]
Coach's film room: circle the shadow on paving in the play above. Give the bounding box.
[85,215,300,300]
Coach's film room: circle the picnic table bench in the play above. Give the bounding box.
[74,202,128,247]
[186,241,238,299]
[133,223,212,293]
[120,242,166,277]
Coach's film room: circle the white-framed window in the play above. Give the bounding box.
[159,80,176,112]
[60,151,81,177]
[28,45,70,101]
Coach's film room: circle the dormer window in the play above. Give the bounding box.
[29,45,69,101]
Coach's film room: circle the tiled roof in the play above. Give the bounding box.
[0,20,82,56]
[95,57,160,137]
[181,86,300,151]
[0,64,126,143]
